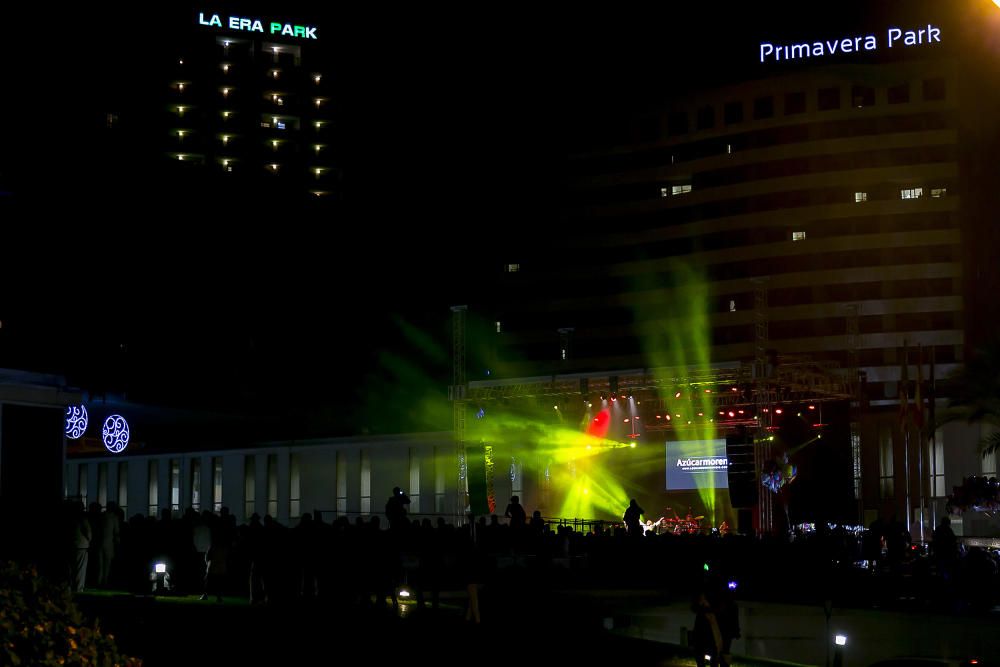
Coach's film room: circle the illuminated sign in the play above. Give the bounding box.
[676,457,729,470]
[102,415,130,454]
[760,24,941,63]
[65,405,88,440]
[198,12,318,40]
[666,439,729,490]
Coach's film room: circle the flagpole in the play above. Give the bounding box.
[927,345,942,528]
[901,342,911,536]
[917,344,925,545]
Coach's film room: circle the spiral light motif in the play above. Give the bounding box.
[102,414,130,453]
[65,405,89,440]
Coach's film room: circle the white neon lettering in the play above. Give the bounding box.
[761,25,940,63]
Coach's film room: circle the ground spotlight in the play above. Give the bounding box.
[835,634,847,646]
[150,560,173,594]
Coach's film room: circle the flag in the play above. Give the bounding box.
[914,345,925,430]
[899,342,909,430]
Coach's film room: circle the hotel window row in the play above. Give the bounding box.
[663,77,948,137]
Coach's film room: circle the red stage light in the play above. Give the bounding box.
[587,409,611,438]
[808,405,816,410]
[728,411,735,417]
[775,408,783,414]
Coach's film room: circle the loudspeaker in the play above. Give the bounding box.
[726,431,757,508]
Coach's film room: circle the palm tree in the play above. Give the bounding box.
[938,340,1000,458]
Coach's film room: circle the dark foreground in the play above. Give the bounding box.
[77,587,794,667]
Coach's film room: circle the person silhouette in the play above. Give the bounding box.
[504,496,526,529]
[932,516,958,581]
[385,486,411,531]
[623,499,644,537]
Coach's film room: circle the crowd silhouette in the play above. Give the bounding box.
[52,492,1000,619]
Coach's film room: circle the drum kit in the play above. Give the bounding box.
[654,509,706,535]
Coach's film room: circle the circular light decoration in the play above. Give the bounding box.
[102,414,130,454]
[65,405,89,440]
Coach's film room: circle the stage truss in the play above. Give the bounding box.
[466,355,853,431]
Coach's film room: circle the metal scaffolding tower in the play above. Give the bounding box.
[752,278,773,535]
[450,305,468,519]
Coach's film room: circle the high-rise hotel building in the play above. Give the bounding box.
[165,10,336,198]
[476,5,1000,529]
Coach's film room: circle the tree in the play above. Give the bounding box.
[938,340,1000,459]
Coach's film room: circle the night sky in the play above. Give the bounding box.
[1,1,947,434]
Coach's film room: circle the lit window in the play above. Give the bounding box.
[176,130,186,140]
[931,188,947,198]
[314,167,324,178]
[901,187,923,200]
[660,187,669,198]
[855,192,868,203]
[222,111,232,120]
[272,140,279,150]
[672,184,692,196]
[270,163,279,172]
[792,231,806,241]
[177,83,185,92]
[176,106,186,116]
[314,74,322,84]
[561,348,567,361]
[506,263,520,272]
[726,144,732,155]
[222,87,230,97]
[314,98,323,108]
[729,300,736,312]
[221,135,230,145]
[272,70,280,79]
[314,144,323,154]
[315,121,324,130]
[222,64,230,73]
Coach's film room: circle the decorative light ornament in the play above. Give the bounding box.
[102,414,130,453]
[65,405,88,439]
